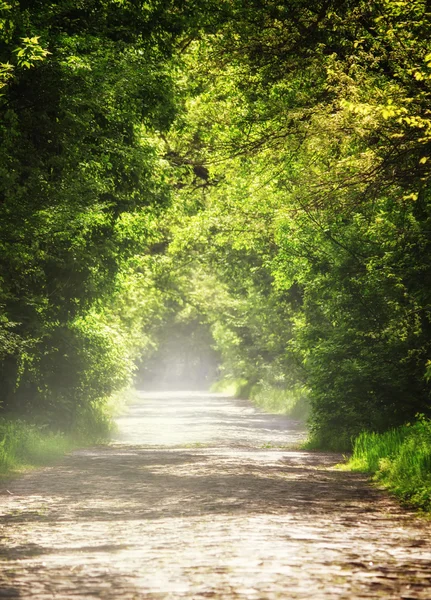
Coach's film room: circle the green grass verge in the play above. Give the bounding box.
[302,430,353,452]
[249,383,310,420]
[211,378,310,420]
[347,416,431,511]
[0,403,116,478]
[0,387,141,478]
[210,378,249,397]
[0,420,75,476]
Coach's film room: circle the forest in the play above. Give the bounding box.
[1,1,431,506]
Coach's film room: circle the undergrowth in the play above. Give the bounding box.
[303,430,353,452]
[0,416,112,477]
[249,383,310,420]
[0,392,127,476]
[0,420,75,475]
[210,378,249,397]
[211,378,310,420]
[348,416,431,511]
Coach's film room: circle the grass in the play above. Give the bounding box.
[347,416,431,511]
[260,442,303,450]
[210,377,249,397]
[0,387,141,478]
[0,419,77,476]
[211,378,309,451]
[0,404,116,478]
[211,378,310,420]
[249,383,310,420]
[302,430,353,452]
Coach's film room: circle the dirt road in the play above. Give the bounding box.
[1,391,431,599]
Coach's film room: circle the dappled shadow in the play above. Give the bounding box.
[1,393,431,598]
[0,542,132,559]
[1,448,380,525]
[0,450,378,522]
[0,564,148,600]
[112,392,306,447]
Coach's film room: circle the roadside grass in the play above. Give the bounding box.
[210,378,249,397]
[0,419,78,477]
[302,431,353,452]
[211,378,310,421]
[260,442,304,450]
[249,383,310,420]
[0,398,122,478]
[346,416,431,511]
[0,387,143,478]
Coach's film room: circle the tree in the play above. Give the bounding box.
[162,0,431,447]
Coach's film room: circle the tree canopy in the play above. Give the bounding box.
[1,0,430,448]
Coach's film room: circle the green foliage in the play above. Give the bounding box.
[162,0,431,449]
[250,383,310,420]
[0,415,109,476]
[210,378,248,397]
[349,417,431,510]
[1,0,431,470]
[0,0,194,426]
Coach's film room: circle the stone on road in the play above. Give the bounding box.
[0,392,431,599]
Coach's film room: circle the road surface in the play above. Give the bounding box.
[0,391,431,599]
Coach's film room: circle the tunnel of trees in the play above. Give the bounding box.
[1,0,431,449]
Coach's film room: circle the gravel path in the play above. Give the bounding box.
[1,391,431,599]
